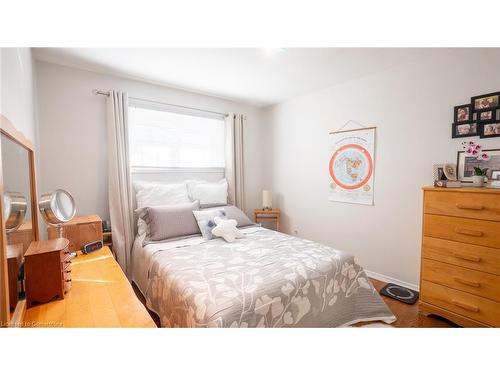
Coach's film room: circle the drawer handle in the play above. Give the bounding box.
[64,261,72,264]
[456,203,484,211]
[453,277,481,288]
[452,253,481,262]
[63,251,71,255]
[455,228,483,237]
[65,270,71,274]
[451,300,479,313]
[65,278,72,282]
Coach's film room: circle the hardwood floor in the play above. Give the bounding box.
[369,278,457,328]
[132,279,459,328]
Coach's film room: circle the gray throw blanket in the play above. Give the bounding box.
[146,228,395,327]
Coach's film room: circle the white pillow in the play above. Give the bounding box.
[187,179,228,206]
[134,181,190,208]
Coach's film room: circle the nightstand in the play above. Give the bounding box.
[253,209,281,231]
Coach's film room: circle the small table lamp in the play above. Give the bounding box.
[262,190,272,210]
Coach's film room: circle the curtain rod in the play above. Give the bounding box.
[93,89,229,117]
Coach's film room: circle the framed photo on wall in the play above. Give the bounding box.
[452,122,477,138]
[476,109,497,124]
[457,149,500,182]
[454,104,472,124]
[471,92,500,111]
[479,122,500,138]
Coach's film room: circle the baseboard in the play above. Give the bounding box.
[365,270,419,292]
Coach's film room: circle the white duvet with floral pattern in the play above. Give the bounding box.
[145,227,395,327]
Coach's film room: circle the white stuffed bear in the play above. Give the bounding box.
[211,216,244,242]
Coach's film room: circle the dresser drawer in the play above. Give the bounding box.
[62,258,72,271]
[421,281,500,327]
[423,214,500,248]
[62,268,72,280]
[422,237,500,275]
[421,259,500,301]
[60,249,71,262]
[424,190,500,221]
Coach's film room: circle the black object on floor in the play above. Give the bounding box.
[379,283,419,305]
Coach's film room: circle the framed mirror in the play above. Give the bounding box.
[0,114,39,325]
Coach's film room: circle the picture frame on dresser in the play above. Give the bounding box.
[457,149,500,182]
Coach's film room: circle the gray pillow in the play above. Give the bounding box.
[141,201,201,242]
[192,209,226,240]
[222,205,254,227]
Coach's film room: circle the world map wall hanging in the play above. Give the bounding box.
[328,125,376,205]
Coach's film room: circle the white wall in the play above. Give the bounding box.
[0,48,37,143]
[0,48,36,144]
[35,61,265,224]
[263,48,500,288]
[0,47,37,225]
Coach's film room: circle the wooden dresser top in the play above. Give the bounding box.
[23,246,156,328]
[25,238,70,256]
[58,214,102,225]
[423,186,500,194]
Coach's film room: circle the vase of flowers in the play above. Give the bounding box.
[462,141,490,187]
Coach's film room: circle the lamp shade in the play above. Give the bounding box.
[262,190,272,209]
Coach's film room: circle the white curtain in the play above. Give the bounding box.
[225,113,245,210]
[107,90,134,276]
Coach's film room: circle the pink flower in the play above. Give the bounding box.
[478,152,490,161]
[466,146,479,156]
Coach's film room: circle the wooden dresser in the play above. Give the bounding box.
[25,238,71,308]
[23,246,156,327]
[48,214,103,253]
[420,187,500,327]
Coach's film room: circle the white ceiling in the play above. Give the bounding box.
[33,48,437,107]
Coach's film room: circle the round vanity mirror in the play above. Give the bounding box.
[39,189,76,226]
[3,192,28,233]
[3,193,11,222]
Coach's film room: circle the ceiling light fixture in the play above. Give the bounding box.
[263,48,286,56]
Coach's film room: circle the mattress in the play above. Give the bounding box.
[132,227,396,327]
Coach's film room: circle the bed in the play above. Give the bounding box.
[132,225,396,328]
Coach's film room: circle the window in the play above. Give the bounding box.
[128,102,226,169]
